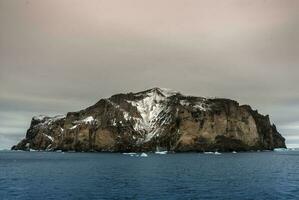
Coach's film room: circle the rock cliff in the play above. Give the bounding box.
[12,88,286,152]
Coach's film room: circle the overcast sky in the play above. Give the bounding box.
[0,0,298,149]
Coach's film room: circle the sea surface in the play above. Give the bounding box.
[0,150,299,200]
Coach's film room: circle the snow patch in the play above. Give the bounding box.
[158,88,179,97]
[70,125,78,130]
[33,115,47,121]
[179,99,208,111]
[127,91,165,131]
[111,118,117,126]
[82,116,94,123]
[74,116,95,125]
[180,100,190,107]
[123,112,130,121]
[33,115,65,127]
[43,133,54,142]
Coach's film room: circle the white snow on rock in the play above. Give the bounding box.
[52,115,66,121]
[71,116,97,129]
[105,88,210,143]
[111,118,117,126]
[179,99,208,111]
[74,116,95,125]
[33,115,65,127]
[33,115,47,121]
[81,116,94,123]
[157,88,179,97]
[70,125,78,130]
[194,103,206,111]
[123,112,130,121]
[43,133,54,142]
[180,100,190,107]
[126,89,171,142]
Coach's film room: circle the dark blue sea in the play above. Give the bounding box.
[0,151,299,200]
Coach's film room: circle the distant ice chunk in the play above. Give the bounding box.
[155,151,168,155]
[140,153,148,157]
[29,149,37,152]
[123,153,137,155]
[273,148,288,152]
[204,152,214,154]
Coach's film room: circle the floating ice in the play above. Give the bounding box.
[140,153,148,157]
[203,152,214,154]
[273,148,288,152]
[123,153,137,155]
[155,151,168,155]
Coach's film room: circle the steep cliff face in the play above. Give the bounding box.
[12,88,286,152]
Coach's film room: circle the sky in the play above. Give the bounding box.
[0,0,298,149]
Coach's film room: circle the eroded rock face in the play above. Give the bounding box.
[12,88,286,152]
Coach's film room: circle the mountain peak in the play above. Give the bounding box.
[135,87,180,98]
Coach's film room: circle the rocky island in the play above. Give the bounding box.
[12,88,286,152]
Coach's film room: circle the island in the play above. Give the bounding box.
[12,88,286,152]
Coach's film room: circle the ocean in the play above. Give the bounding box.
[0,150,298,200]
